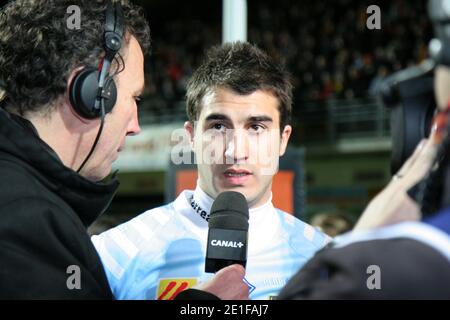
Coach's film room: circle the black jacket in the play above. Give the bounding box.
[0,108,118,299]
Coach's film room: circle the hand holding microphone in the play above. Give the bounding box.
[195,264,249,300]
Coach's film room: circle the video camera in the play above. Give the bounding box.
[379,59,436,175]
[379,0,450,216]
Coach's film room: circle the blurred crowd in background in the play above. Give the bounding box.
[140,0,432,116]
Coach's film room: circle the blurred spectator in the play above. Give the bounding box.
[311,212,354,237]
[369,65,389,96]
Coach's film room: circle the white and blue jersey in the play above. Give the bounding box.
[92,186,330,300]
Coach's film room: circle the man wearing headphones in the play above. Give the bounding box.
[0,0,248,299]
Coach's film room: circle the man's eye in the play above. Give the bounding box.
[134,96,143,105]
[249,124,264,133]
[212,123,225,131]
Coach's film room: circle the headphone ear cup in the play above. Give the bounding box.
[69,67,117,119]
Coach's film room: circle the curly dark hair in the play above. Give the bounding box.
[0,0,151,115]
[186,41,292,131]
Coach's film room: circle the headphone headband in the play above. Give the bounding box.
[104,0,123,56]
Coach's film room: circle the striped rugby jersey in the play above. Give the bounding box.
[92,186,330,300]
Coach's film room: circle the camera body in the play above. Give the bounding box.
[379,60,436,175]
[378,0,450,215]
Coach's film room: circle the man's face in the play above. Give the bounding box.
[79,36,144,180]
[185,88,292,208]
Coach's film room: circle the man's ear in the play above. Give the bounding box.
[184,121,195,151]
[279,125,292,156]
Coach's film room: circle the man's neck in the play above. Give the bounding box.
[25,105,80,171]
[197,182,273,210]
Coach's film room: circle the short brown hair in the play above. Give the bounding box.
[186,42,292,130]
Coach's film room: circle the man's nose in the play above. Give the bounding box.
[224,129,249,163]
[127,108,141,136]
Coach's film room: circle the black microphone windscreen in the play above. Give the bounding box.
[209,191,249,230]
[205,191,249,273]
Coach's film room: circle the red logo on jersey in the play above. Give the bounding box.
[157,278,198,300]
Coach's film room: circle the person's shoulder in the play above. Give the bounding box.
[91,200,187,283]
[0,154,68,212]
[0,195,86,244]
[0,158,82,228]
[274,209,331,250]
[135,201,178,225]
[0,158,44,204]
[113,200,177,230]
[333,221,450,260]
[310,226,450,298]
[280,235,450,299]
[93,200,182,250]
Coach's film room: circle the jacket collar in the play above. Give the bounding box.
[0,108,119,227]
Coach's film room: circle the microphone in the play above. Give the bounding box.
[205,191,249,273]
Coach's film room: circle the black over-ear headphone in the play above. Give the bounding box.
[71,0,124,173]
[69,0,124,119]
